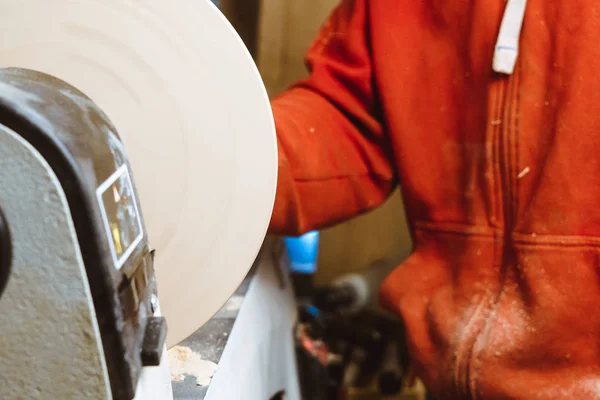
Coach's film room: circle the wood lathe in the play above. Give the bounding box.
[0,0,277,399]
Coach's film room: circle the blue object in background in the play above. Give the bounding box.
[284,231,320,274]
[211,0,220,7]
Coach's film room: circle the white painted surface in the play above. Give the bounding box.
[206,251,301,400]
[134,346,174,400]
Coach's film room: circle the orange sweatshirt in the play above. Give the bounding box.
[269,0,600,398]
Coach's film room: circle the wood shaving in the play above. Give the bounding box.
[518,167,530,179]
[168,346,218,386]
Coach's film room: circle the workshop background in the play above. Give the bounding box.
[219,0,413,284]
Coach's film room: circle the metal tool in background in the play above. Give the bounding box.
[295,291,423,399]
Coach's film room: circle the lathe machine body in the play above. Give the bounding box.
[0,68,173,400]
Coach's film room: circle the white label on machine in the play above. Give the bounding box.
[96,164,144,270]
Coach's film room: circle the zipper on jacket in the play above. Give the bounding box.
[460,65,520,400]
[449,75,514,400]
[499,70,518,236]
[455,2,527,395]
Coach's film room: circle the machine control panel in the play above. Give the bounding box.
[97,164,144,272]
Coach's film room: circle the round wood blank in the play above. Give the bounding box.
[0,0,277,346]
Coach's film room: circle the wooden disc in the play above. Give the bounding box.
[0,0,277,346]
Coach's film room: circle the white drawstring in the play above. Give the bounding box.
[493,0,528,75]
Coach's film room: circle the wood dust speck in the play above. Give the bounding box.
[518,167,530,179]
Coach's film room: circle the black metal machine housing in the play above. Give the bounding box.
[0,68,166,400]
[0,207,11,301]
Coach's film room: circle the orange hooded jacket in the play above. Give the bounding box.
[268,0,600,398]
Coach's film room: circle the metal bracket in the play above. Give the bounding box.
[141,316,167,366]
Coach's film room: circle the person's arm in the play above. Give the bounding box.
[269,0,396,236]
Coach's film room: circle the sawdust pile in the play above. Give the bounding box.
[168,345,218,386]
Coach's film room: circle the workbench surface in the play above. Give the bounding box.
[169,238,300,400]
[170,266,255,400]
